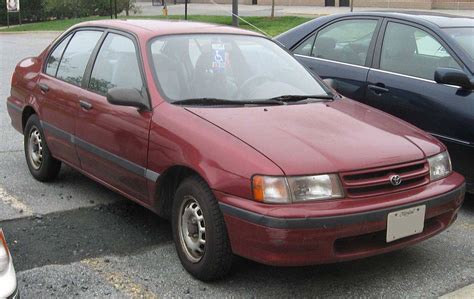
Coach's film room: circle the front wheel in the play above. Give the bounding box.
[24,115,61,181]
[172,175,233,281]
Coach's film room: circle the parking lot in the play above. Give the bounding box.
[0,32,473,298]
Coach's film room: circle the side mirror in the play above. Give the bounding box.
[434,68,474,90]
[107,87,149,110]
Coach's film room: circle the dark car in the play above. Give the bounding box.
[276,12,474,194]
[6,20,465,281]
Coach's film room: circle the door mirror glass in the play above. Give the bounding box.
[435,68,474,89]
[106,88,149,110]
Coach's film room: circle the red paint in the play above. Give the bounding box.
[6,20,465,267]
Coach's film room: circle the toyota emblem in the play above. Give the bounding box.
[389,175,402,186]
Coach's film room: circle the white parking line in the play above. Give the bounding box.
[440,283,474,299]
[0,186,33,216]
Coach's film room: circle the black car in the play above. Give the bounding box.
[276,11,474,194]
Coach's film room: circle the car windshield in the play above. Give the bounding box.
[443,27,474,61]
[149,34,330,103]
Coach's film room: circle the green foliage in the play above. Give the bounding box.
[0,0,47,25]
[1,0,137,26]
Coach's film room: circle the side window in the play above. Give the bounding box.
[293,33,316,56]
[380,22,461,80]
[89,33,143,95]
[56,30,103,87]
[312,19,378,66]
[45,35,72,76]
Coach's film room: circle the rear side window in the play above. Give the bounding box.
[45,35,72,76]
[310,19,378,66]
[56,30,103,86]
[89,33,143,95]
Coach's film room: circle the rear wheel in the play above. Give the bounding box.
[24,115,61,181]
[172,175,233,281]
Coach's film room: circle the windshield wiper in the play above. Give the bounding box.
[266,94,335,103]
[173,97,287,106]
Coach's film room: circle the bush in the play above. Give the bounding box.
[0,0,47,26]
[0,0,136,26]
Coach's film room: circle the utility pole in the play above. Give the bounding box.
[232,0,239,27]
[114,0,118,18]
[350,0,354,12]
[185,0,188,20]
[110,0,113,18]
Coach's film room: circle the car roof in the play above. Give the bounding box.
[337,11,474,28]
[74,19,263,38]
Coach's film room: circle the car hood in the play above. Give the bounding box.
[186,98,443,175]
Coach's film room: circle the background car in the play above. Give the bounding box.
[0,229,18,299]
[276,12,474,194]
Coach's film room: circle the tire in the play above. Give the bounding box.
[24,114,61,182]
[172,175,233,281]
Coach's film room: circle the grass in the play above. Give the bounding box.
[0,15,313,36]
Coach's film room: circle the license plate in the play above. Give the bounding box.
[386,205,426,243]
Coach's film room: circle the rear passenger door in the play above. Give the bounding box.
[75,31,153,203]
[292,17,382,101]
[38,30,104,168]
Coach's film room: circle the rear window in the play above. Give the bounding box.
[56,30,103,86]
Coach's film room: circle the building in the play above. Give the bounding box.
[192,0,474,10]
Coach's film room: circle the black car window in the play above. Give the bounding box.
[380,22,462,81]
[311,19,378,66]
[293,33,316,56]
[56,30,103,87]
[45,35,72,77]
[89,33,143,96]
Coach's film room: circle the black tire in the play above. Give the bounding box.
[172,175,233,281]
[24,114,61,182]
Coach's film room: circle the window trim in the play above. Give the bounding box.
[82,28,151,111]
[84,30,146,98]
[290,16,383,68]
[372,18,466,77]
[42,26,151,111]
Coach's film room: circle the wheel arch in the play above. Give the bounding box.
[21,105,37,132]
[154,165,209,220]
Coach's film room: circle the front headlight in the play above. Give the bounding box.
[252,174,344,203]
[428,151,452,181]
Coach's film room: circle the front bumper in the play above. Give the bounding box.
[217,173,465,266]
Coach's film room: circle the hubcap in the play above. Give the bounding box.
[28,127,43,170]
[178,196,206,263]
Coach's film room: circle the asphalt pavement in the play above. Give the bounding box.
[0,32,473,298]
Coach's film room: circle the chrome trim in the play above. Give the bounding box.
[429,132,472,146]
[40,120,160,181]
[294,54,370,70]
[294,54,460,89]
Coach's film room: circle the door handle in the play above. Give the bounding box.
[79,100,93,110]
[38,83,50,93]
[368,84,389,95]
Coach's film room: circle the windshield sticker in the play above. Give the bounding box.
[211,43,227,72]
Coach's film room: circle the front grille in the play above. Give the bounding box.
[340,160,430,198]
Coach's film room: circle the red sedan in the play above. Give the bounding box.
[6,20,465,281]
